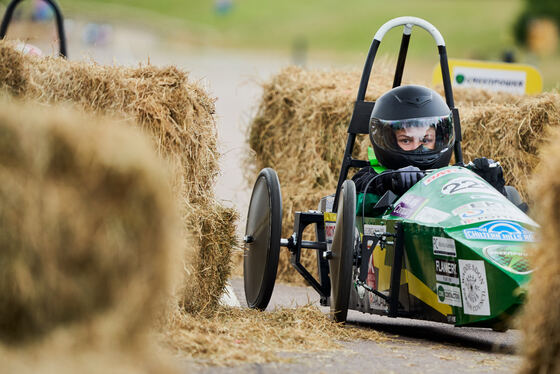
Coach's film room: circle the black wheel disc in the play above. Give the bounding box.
[329,179,356,323]
[243,168,282,310]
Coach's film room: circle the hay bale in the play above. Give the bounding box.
[520,127,560,374]
[248,66,560,283]
[247,65,398,283]
[460,93,560,199]
[0,40,237,314]
[0,98,180,345]
[0,44,28,95]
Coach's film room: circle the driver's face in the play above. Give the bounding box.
[395,126,436,151]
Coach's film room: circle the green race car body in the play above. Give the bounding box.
[341,166,533,328]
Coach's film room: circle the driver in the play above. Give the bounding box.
[353,84,506,208]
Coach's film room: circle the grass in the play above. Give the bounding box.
[5,0,560,89]
[62,0,523,60]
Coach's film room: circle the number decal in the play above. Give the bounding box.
[441,177,501,196]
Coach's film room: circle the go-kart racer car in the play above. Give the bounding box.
[243,17,533,331]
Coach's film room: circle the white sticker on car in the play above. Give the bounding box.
[414,206,451,224]
[452,201,536,226]
[441,177,502,196]
[423,168,471,185]
[437,283,462,307]
[433,237,456,257]
[364,225,386,236]
[459,260,490,316]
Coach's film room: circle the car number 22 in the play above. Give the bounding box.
[441,177,500,195]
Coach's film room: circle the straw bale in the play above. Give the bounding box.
[247,65,560,283]
[0,40,237,314]
[163,304,388,365]
[179,205,238,315]
[459,93,560,199]
[520,127,560,374]
[247,65,398,283]
[0,328,180,374]
[0,98,180,347]
[0,43,28,95]
[446,86,520,106]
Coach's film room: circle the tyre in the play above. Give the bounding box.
[243,168,282,310]
[329,179,356,323]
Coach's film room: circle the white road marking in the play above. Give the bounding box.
[220,281,241,307]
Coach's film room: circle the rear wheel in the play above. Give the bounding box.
[243,168,282,310]
[329,180,356,323]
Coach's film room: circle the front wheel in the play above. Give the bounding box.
[243,168,282,310]
[329,180,356,323]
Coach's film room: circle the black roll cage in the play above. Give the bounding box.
[1,0,67,58]
[332,18,463,211]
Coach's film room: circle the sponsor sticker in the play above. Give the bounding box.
[435,258,459,285]
[437,283,462,307]
[452,201,537,226]
[433,236,457,257]
[459,260,490,316]
[423,168,471,185]
[322,195,335,212]
[483,245,532,274]
[324,212,336,251]
[414,206,451,224]
[441,177,502,196]
[391,194,426,218]
[463,220,535,242]
[469,194,502,200]
[364,224,386,236]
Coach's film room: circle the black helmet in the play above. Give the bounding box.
[369,85,455,170]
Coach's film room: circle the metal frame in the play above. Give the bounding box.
[1,0,67,58]
[279,211,331,305]
[333,17,463,211]
[276,17,463,317]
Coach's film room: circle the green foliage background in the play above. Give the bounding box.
[514,0,560,44]
[64,0,522,61]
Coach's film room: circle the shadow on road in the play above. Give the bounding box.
[347,317,517,354]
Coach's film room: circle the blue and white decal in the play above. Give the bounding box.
[452,201,537,226]
[463,220,535,242]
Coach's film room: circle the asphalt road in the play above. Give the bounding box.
[204,277,521,374]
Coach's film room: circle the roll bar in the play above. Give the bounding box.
[333,16,463,212]
[0,0,67,58]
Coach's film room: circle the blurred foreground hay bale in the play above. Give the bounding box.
[520,127,560,374]
[248,66,559,283]
[0,98,180,371]
[0,41,237,314]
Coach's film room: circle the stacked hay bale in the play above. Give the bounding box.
[457,90,560,200]
[0,41,237,314]
[247,65,396,283]
[0,98,180,371]
[520,127,560,374]
[248,66,559,283]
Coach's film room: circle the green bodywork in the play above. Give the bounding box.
[351,166,534,328]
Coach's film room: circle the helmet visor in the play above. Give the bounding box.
[370,114,455,155]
